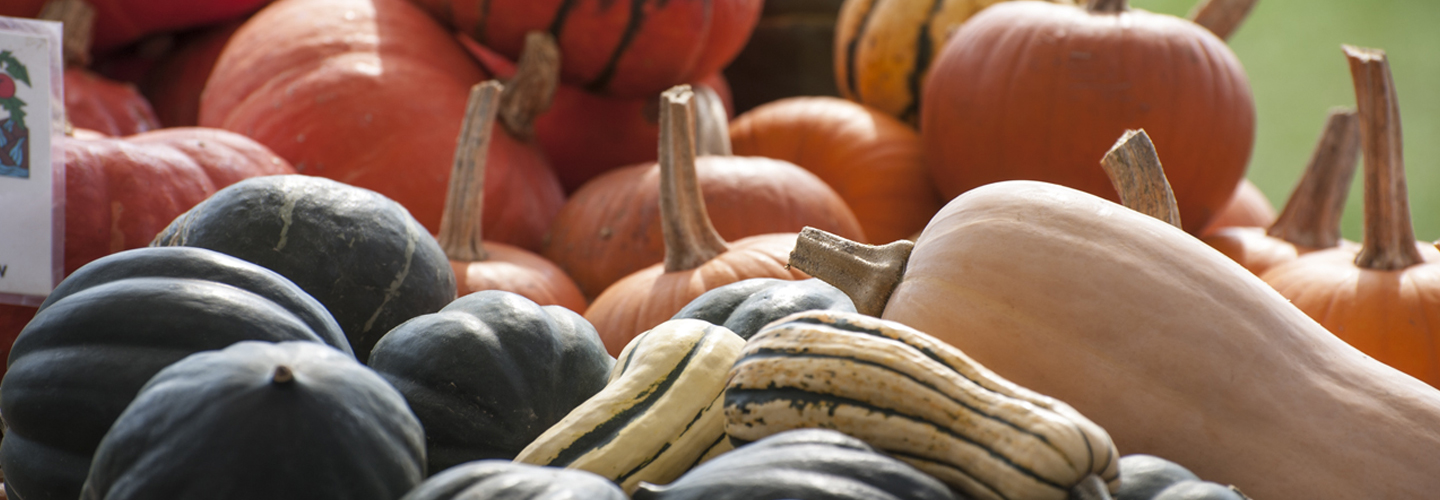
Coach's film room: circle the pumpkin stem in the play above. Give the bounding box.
[1100,129,1183,229]
[1345,45,1423,270]
[38,0,95,66]
[271,365,294,385]
[437,81,504,263]
[660,85,730,272]
[1266,108,1360,249]
[693,84,733,156]
[1087,0,1129,14]
[1186,0,1259,41]
[1069,475,1114,500]
[497,31,560,141]
[788,227,913,317]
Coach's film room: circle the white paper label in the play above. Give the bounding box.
[0,18,62,303]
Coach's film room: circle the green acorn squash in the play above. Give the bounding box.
[671,278,855,339]
[399,460,626,500]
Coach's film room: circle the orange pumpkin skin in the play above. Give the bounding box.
[1199,179,1274,237]
[921,1,1255,235]
[729,96,941,243]
[65,68,161,137]
[141,20,243,128]
[1261,244,1440,384]
[452,243,588,314]
[584,233,806,355]
[411,0,762,97]
[543,156,866,300]
[200,0,564,251]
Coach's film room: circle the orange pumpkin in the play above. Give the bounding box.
[1203,109,1362,276]
[40,0,161,137]
[200,0,564,251]
[920,0,1255,234]
[1259,46,1440,385]
[582,87,810,355]
[1199,179,1275,237]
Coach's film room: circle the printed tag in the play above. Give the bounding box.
[0,17,63,305]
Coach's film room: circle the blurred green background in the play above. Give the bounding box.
[1133,0,1440,240]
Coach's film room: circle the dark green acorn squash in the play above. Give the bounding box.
[0,246,350,500]
[79,341,425,500]
[368,290,614,473]
[152,174,456,362]
[1117,455,1248,500]
[671,278,856,339]
[400,460,626,500]
[632,428,958,500]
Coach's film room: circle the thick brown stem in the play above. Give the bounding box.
[1100,129,1182,229]
[1087,0,1129,14]
[437,81,503,263]
[39,0,95,66]
[498,31,559,141]
[1345,45,1422,270]
[1266,108,1360,249]
[1187,0,1259,41]
[660,85,730,272]
[788,227,914,317]
[693,84,732,156]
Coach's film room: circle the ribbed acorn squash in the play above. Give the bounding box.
[672,278,855,339]
[400,460,626,500]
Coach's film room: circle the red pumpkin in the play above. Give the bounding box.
[409,0,762,97]
[200,0,564,251]
[141,20,243,127]
[920,0,1255,235]
[64,68,161,136]
[85,0,272,53]
[0,127,295,376]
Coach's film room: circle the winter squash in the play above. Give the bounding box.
[835,0,1071,124]
[920,0,1255,234]
[436,76,584,311]
[671,278,854,339]
[152,174,457,363]
[199,0,564,251]
[577,87,818,353]
[408,0,762,97]
[70,0,269,53]
[401,461,627,500]
[1,247,350,500]
[457,35,734,195]
[80,341,424,500]
[1199,179,1274,237]
[368,290,613,473]
[632,429,958,500]
[729,96,941,242]
[1203,108,1361,275]
[1116,455,1247,500]
[786,130,1440,498]
[40,0,160,136]
[1259,47,1440,385]
[515,319,743,492]
[0,126,294,378]
[140,19,243,127]
[725,310,1119,500]
[544,87,862,302]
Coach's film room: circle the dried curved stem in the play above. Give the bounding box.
[660,85,729,272]
[693,84,732,156]
[1345,45,1422,270]
[1100,129,1182,229]
[1187,0,1259,41]
[1267,108,1360,249]
[788,227,914,317]
[39,0,95,66]
[498,31,560,141]
[1087,0,1128,14]
[437,81,503,262]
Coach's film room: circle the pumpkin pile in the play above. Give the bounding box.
[3,0,1440,499]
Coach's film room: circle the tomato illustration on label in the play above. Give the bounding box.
[0,49,31,179]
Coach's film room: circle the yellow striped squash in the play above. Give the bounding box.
[724,311,1118,500]
[834,0,1070,124]
[514,319,744,492]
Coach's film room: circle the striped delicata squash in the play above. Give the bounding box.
[724,310,1119,500]
[514,319,744,492]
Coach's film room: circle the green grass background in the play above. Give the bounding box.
[1132,0,1440,240]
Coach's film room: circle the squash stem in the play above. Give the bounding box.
[1068,474,1114,500]
[39,0,95,66]
[1266,108,1360,249]
[437,81,503,263]
[271,365,294,385]
[1100,129,1183,229]
[660,85,730,272]
[788,227,913,317]
[1186,0,1259,41]
[1345,45,1422,270]
[1087,0,1128,14]
[498,31,560,141]
[693,84,733,156]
